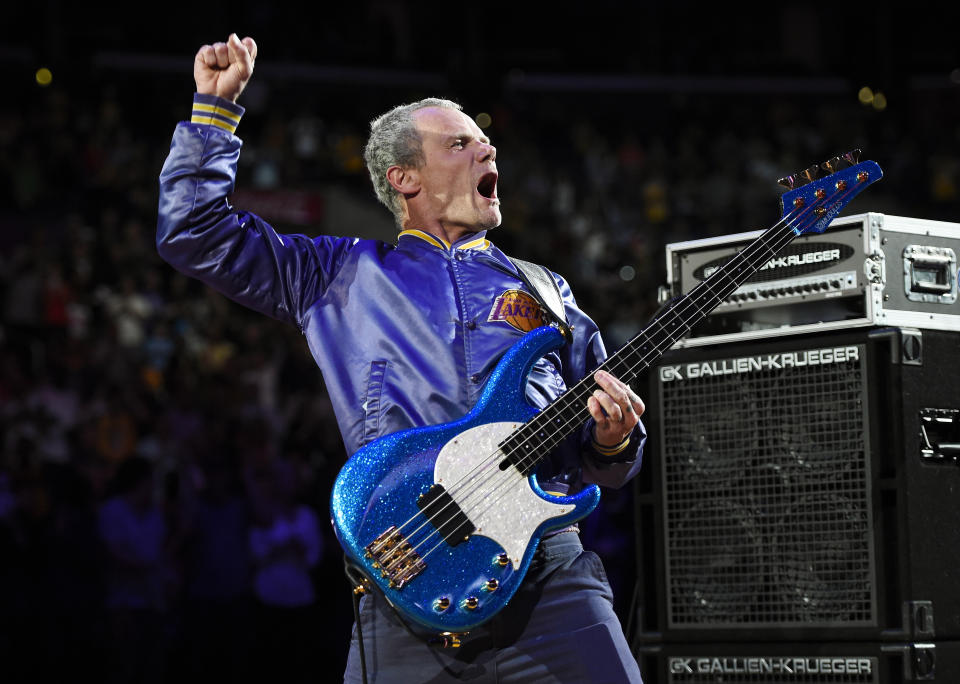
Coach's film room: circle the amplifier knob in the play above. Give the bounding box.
[812,282,821,291]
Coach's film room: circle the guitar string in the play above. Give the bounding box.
[372,177,862,575]
[373,184,842,574]
[403,187,852,572]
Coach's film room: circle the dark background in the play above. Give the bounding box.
[2,3,959,682]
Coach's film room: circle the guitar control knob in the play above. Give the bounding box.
[462,596,479,611]
[434,597,451,612]
[495,553,509,567]
[484,579,499,592]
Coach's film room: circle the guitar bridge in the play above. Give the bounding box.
[365,526,426,589]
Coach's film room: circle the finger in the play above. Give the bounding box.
[214,42,230,69]
[196,45,217,68]
[591,389,624,424]
[619,400,638,431]
[618,383,643,416]
[587,396,609,426]
[594,369,631,408]
[596,369,645,417]
[227,33,253,79]
[242,36,258,61]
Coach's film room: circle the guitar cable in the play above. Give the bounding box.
[345,553,471,684]
[344,556,370,684]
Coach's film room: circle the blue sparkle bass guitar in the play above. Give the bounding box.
[331,152,882,633]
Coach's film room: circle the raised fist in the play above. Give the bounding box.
[194,33,258,103]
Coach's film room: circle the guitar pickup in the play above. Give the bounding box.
[365,526,426,589]
[417,484,476,547]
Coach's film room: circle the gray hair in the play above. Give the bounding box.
[364,98,463,224]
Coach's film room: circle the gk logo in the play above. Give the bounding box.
[669,658,694,674]
[659,365,683,382]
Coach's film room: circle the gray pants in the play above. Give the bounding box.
[344,532,643,683]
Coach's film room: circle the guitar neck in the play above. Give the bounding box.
[500,218,799,472]
[499,156,882,474]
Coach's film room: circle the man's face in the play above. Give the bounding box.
[410,106,500,233]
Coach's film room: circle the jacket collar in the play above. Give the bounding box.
[398,229,491,253]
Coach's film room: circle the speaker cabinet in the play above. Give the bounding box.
[632,327,960,646]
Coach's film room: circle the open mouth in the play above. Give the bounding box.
[477,172,498,200]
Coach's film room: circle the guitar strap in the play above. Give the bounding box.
[506,257,573,342]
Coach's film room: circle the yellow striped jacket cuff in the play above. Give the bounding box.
[190,93,245,134]
[591,433,632,458]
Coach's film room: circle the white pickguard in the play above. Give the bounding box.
[433,422,571,569]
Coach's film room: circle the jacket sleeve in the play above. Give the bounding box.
[555,272,646,490]
[157,96,353,329]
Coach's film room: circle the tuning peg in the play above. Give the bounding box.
[842,149,861,165]
[820,156,844,174]
[777,163,824,189]
[777,164,819,189]
[799,165,819,184]
[777,173,801,190]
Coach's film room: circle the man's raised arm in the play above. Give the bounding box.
[157,34,349,328]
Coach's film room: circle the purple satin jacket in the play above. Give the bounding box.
[157,113,643,493]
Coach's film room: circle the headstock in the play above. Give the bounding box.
[777,149,883,236]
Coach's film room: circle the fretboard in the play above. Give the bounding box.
[499,219,797,474]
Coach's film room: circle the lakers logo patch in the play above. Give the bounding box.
[488,290,547,332]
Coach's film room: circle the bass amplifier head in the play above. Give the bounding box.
[662,213,960,347]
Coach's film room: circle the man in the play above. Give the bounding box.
[158,33,646,683]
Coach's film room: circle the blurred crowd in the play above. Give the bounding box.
[1,57,958,681]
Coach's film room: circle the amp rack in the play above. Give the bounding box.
[660,213,960,346]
